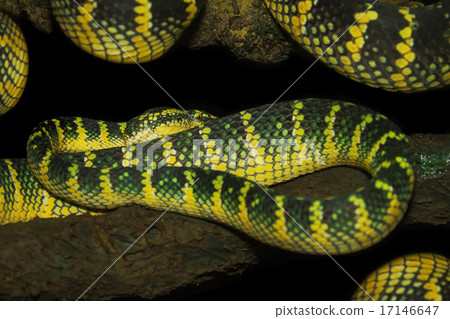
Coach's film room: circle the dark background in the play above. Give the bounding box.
[1,14,449,300]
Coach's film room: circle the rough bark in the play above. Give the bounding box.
[0,133,448,300]
[0,0,53,33]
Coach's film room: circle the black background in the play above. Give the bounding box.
[1,13,449,300]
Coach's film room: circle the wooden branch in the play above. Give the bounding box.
[0,206,261,300]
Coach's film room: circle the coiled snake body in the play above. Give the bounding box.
[50,0,207,63]
[266,0,450,92]
[0,0,449,300]
[0,11,28,115]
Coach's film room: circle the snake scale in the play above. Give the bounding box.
[0,0,449,300]
[0,11,28,115]
[266,0,450,92]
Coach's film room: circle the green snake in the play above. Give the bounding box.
[0,0,449,300]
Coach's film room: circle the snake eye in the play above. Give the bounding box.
[50,0,206,64]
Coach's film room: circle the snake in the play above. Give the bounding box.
[353,253,450,301]
[50,0,207,63]
[0,0,449,300]
[265,0,450,92]
[0,11,28,115]
[48,0,450,91]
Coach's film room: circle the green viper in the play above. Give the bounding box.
[0,0,449,300]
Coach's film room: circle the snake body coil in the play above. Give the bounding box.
[265,0,450,92]
[2,99,415,256]
[50,0,206,63]
[353,253,450,301]
[0,12,28,115]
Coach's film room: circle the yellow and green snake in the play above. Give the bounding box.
[0,0,449,301]
[0,11,28,115]
[265,0,450,92]
[50,0,207,63]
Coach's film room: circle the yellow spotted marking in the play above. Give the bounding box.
[365,131,403,170]
[66,163,85,200]
[0,12,29,115]
[423,281,441,301]
[270,195,296,247]
[178,170,199,213]
[308,200,333,249]
[236,181,255,234]
[52,0,202,63]
[341,10,378,66]
[374,176,403,227]
[97,167,122,206]
[208,175,228,222]
[349,194,375,247]
[322,104,340,161]
[348,113,374,165]
[3,160,26,223]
